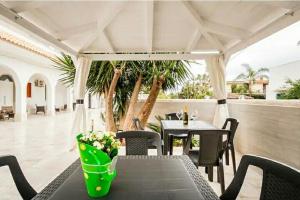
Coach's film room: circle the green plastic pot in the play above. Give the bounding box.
[77,134,117,198]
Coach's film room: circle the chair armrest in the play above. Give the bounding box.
[0,155,37,200]
[219,155,254,200]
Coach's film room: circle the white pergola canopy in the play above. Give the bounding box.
[1,1,300,60]
[1,1,300,141]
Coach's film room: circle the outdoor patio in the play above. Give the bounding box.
[0,1,300,200]
[0,110,262,200]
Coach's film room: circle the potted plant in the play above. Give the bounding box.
[77,132,120,198]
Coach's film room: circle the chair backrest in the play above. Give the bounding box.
[132,118,144,130]
[220,154,300,200]
[165,113,179,120]
[222,118,239,144]
[0,155,37,200]
[116,131,162,155]
[184,130,227,166]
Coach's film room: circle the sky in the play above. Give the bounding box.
[189,20,300,81]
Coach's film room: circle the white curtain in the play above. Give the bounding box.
[70,56,92,149]
[206,55,229,128]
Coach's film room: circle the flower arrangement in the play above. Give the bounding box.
[78,131,120,159]
[77,131,120,198]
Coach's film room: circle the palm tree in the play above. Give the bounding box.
[52,54,127,132]
[136,60,191,128]
[52,53,191,131]
[180,73,212,99]
[235,64,269,96]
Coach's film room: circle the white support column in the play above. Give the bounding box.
[46,84,55,116]
[14,83,27,121]
[70,56,92,149]
[206,55,229,128]
[66,87,73,112]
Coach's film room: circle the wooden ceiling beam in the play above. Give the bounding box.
[79,2,126,53]
[185,29,201,53]
[56,22,97,41]
[146,1,154,52]
[84,52,220,61]
[204,20,252,39]
[226,8,300,58]
[10,2,48,13]
[0,3,77,56]
[182,1,225,52]
[103,30,115,53]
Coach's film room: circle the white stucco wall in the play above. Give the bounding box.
[267,60,300,99]
[55,82,68,108]
[0,40,73,120]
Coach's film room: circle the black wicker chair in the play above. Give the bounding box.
[35,105,45,114]
[0,155,37,200]
[165,113,188,155]
[116,131,162,155]
[184,129,228,193]
[222,118,239,174]
[132,117,144,130]
[220,154,300,200]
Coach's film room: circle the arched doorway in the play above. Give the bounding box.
[26,73,53,116]
[0,74,15,120]
[0,64,24,121]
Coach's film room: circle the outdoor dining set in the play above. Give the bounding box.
[1,113,300,200]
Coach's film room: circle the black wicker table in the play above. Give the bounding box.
[161,120,219,155]
[33,156,219,200]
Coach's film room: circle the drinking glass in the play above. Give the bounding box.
[176,110,183,120]
[191,110,198,120]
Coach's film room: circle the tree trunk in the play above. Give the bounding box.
[105,69,121,132]
[123,74,143,131]
[137,76,164,127]
[248,81,253,97]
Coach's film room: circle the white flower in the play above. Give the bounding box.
[93,141,103,150]
[96,133,104,140]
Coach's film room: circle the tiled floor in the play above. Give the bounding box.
[0,110,262,199]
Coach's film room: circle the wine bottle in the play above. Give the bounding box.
[183,106,188,125]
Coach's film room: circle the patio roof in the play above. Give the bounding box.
[0,1,300,60]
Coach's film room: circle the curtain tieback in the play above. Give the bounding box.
[217,99,226,104]
[76,99,84,104]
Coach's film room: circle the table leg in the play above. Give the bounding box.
[162,129,168,155]
[208,166,213,182]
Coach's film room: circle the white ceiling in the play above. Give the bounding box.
[1,1,300,59]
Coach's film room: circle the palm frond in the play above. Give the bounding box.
[235,73,247,80]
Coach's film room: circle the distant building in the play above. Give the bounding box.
[267,60,300,100]
[226,79,269,99]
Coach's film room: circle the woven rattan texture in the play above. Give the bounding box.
[33,156,219,200]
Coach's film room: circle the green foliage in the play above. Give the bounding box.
[51,53,76,87]
[146,115,164,133]
[231,84,248,94]
[78,132,120,159]
[157,91,179,99]
[146,115,199,147]
[235,65,269,82]
[179,74,212,99]
[52,54,191,124]
[249,93,265,99]
[278,79,300,99]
